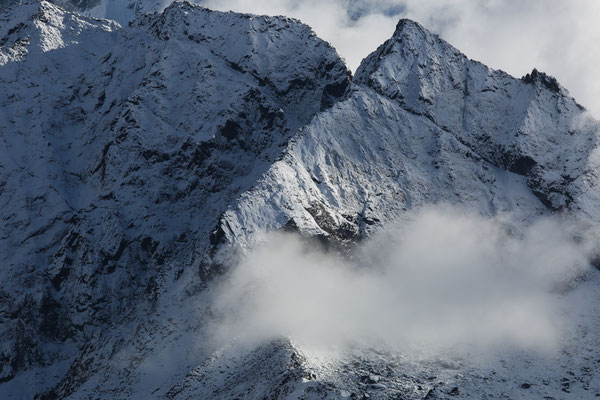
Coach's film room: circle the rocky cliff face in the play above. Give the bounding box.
[1,2,599,399]
[214,18,599,259]
[0,1,349,396]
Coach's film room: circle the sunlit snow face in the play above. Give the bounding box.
[197,0,600,118]
[212,206,593,357]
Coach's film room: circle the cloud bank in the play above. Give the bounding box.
[212,206,592,356]
[198,0,600,118]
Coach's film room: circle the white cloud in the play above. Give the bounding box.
[198,0,600,117]
[212,206,592,357]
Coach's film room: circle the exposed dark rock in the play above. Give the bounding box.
[522,68,561,93]
[39,296,68,341]
[220,120,243,141]
[282,218,300,233]
[506,154,537,176]
[321,71,352,110]
[306,203,361,254]
[50,266,71,291]
[591,254,600,271]
[140,236,159,254]
[209,221,227,248]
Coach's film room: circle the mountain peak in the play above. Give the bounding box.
[354,17,465,99]
[392,18,427,36]
[354,16,593,211]
[0,0,119,59]
[161,0,204,14]
[522,68,561,92]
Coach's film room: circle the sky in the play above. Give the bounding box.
[198,0,600,118]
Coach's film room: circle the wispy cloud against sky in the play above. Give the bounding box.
[199,0,600,117]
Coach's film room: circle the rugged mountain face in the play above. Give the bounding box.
[0,1,349,396]
[214,18,600,258]
[0,0,158,23]
[1,0,409,26]
[1,2,599,399]
[356,20,598,212]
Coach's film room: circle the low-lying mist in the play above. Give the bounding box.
[212,206,593,357]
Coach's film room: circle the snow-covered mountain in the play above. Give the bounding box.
[0,1,349,396]
[0,0,408,26]
[0,0,160,23]
[1,1,599,399]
